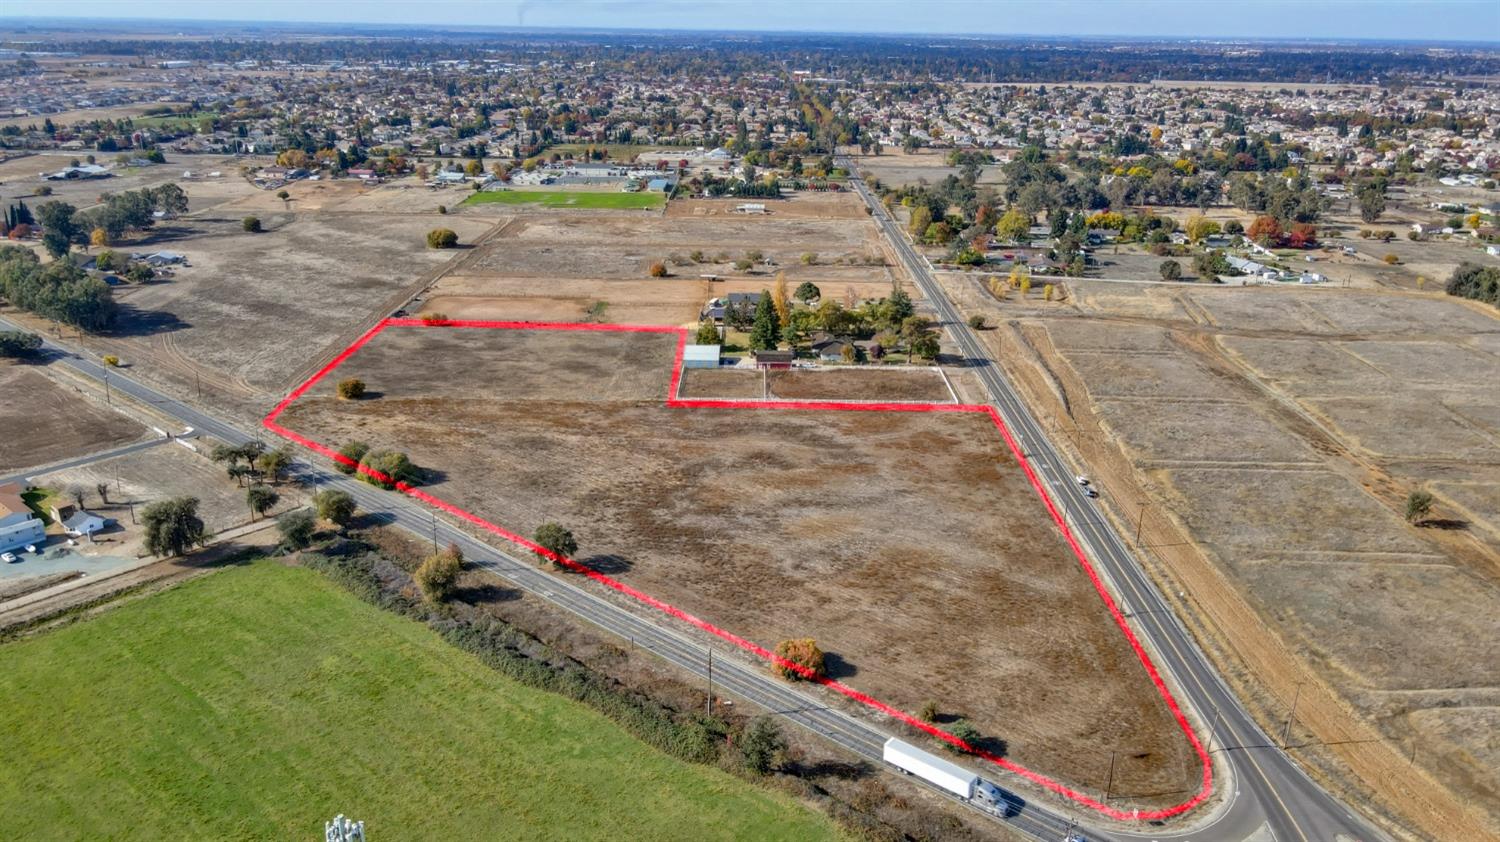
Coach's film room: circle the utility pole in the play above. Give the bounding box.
[1135,501,1146,544]
[103,371,111,406]
[195,370,201,401]
[1104,750,1117,802]
[1282,683,1302,747]
[431,512,439,552]
[706,647,714,716]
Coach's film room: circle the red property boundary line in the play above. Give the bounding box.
[263,317,1213,822]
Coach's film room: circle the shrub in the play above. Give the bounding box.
[420,312,449,323]
[533,522,578,565]
[0,331,43,358]
[1159,259,1183,281]
[1405,490,1433,524]
[335,440,369,474]
[800,252,818,265]
[426,228,459,249]
[738,716,786,775]
[414,545,464,602]
[358,449,418,489]
[648,261,668,278]
[313,489,356,526]
[276,509,316,549]
[772,638,825,681]
[102,354,119,367]
[946,719,980,753]
[967,314,986,330]
[336,377,366,399]
[1383,253,1399,265]
[919,700,939,723]
[436,204,448,214]
[242,215,262,233]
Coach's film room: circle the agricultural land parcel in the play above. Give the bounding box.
[940,274,1500,837]
[273,325,1205,810]
[0,562,836,841]
[0,363,149,474]
[462,189,666,210]
[420,194,903,327]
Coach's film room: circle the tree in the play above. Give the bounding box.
[1184,214,1220,243]
[771,271,790,326]
[277,509,316,550]
[313,489,357,527]
[947,719,981,754]
[414,545,465,602]
[255,447,291,484]
[738,716,787,775]
[276,189,291,209]
[967,314,986,330]
[909,331,940,361]
[1247,215,1282,245]
[242,216,262,233]
[358,449,418,489]
[885,281,914,326]
[648,261,668,278]
[772,638,825,681]
[694,320,720,345]
[336,377,366,399]
[1159,259,1183,281]
[66,484,85,509]
[246,484,279,521]
[226,464,253,486]
[426,228,458,249]
[90,227,109,249]
[141,497,206,557]
[907,205,932,238]
[1405,490,1433,524]
[995,208,1030,243]
[533,522,577,565]
[1356,182,1386,223]
[336,441,369,474]
[95,482,110,505]
[749,289,780,350]
[36,200,79,258]
[0,330,42,358]
[794,281,821,304]
[919,700,940,723]
[901,315,935,363]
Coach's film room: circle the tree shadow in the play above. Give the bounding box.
[127,224,200,247]
[785,758,870,781]
[822,651,858,680]
[971,734,1009,758]
[415,466,447,484]
[453,581,521,604]
[1420,518,1468,531]
[577,553,632,575]
[106,304,190,338]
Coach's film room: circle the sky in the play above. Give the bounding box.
[7,0,1499,43]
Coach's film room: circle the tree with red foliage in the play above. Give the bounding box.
[1287,223,1317,249]
[1247,215,1283,245]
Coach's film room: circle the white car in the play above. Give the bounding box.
[1082,487,1099,498]
[1074,475,1091,486]
[2,552,17,563]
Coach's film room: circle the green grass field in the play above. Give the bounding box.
[462,189,666,210]
[0,563,836,841]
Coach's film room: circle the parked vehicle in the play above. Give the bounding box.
[1074,475,1090,486]
[2,552,17,563]
[883,738,1005,806]
[1083,487,1099,498]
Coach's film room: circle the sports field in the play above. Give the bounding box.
[0,563,836,841]
[463,189,666,210]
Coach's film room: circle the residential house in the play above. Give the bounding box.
[63,510,108,539]
[751,349,794,369]
[0,483,46,554]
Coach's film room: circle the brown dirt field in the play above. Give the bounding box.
[765,368,954,403]
[273,326,1203,810]
[667,192,871,220]
[941,274,1500,839]
[678,368,763,399]
[0,364,149,474]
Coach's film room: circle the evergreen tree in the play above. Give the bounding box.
[749,290,780,350]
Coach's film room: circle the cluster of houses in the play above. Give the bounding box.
[0,483,109,559]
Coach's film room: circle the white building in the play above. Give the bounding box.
[0,484,46,554]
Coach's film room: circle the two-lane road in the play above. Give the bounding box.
[843,163,1385,842]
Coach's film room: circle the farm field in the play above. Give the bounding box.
[0,364,149,474]
[462,189,666,210]
[944,275,1500,835]
[0,562,836,841]
[271,325,1205,809]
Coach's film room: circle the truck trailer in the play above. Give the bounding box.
[882,738,1005,806]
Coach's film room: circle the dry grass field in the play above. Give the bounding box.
[272,326,1203,810]
[944,275,1500,837]
[0,364,149,474]
[764,368,954,402]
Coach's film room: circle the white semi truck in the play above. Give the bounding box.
[883,737,1007,807]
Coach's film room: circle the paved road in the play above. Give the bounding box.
[0,312,1106,841]
[842,163,1387,842]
